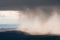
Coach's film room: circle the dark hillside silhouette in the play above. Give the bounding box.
[0,31,60,40]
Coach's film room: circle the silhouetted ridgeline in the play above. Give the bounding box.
[0,31,60,40]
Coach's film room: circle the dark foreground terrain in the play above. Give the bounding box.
[0,31,60,40]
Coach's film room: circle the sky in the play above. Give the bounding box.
[0,11,19,24]
[0,0,60,34]
[0,0,59,10]
[0,11,19,28]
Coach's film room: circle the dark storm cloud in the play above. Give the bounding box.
[0,0,60,10]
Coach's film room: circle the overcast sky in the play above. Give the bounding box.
[0,0,59,10]
[0,11,19,24]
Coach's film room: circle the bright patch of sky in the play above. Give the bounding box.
[0,11,19,24]
[0,11,19,28]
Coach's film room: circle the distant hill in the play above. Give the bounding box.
[0,24,17,28]
[0,24,17,32]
